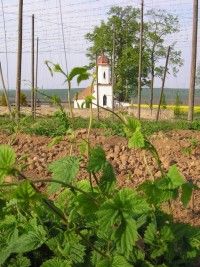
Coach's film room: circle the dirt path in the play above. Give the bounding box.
[0,129,199,227]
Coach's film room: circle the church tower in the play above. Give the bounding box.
[74,52,114,109]
[97,52,111,84]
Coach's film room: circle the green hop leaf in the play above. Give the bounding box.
[87,146,108,173]
[0,145,16,181]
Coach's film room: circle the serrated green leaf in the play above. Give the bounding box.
[167,165,184,188]
[0,145,16,181]
[99,163,116,193]
[97,201,119,232]
[130,247,145,263]
[128,130,144,148]
[48,156,79,193]
[10,231,46,253]
[48,181,62,194]
[111,255,132,267]
[96,259,110,267]
[69,192,98,224]
[98,189,150,231]
[0,237,12,265]
[13,180,38,201]
[0,230,45,265]
[124,117,141,137]
[151,244,167,259]
[160,225,174,241]
[113,217,137,254]
[138,180,174,205]
[63,241,86,263]
[181,182,194,208]
[7,255,31,267]
[144,222,157,245]
[98,189,148,255]
[116,188,151,214]
[155,176,171,189]
[41,258,71,267]
[87,146,108,173]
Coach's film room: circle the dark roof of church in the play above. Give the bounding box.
[97,53,110,65]
[76,86,94,100]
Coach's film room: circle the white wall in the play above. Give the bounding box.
[93,84,113,109]
[98,65,111,84]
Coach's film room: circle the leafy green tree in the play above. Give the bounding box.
[20,91,27,106]
[1,91,27,106]
[85,6,150,101]
[161,92,167,109]
[144,9,183,109]
[195,62,200,87]
[174,91,182,116]
[85,7,183,103]
[1,92,7,106]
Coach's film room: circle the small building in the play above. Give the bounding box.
[74,53,114,109]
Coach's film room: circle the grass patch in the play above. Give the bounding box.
[0,113,200,137]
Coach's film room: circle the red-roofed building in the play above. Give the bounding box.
[74,53,114,109]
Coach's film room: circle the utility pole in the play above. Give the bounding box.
[156,46,171,121]
[137,0,144,120]
[31,14,35,119]
[34,37,39,119]
[112,29,115,122]
[96,53,99,120]
[188,0,198,122]
[15,0,23,119]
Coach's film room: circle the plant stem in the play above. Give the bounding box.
[143,151,155,182]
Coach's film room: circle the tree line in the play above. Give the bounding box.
[85,6,184,106]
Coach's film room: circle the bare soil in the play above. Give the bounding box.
[0,129,200,227]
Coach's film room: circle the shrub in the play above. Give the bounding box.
[174,91,182,117]
[1,91,27,106]
[161,92,167,109]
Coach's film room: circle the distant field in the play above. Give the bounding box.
[1,88,200,105]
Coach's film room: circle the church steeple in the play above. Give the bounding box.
[97,53,111,84]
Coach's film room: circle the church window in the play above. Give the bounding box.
[103,71,106,79]
[103,95,107,106]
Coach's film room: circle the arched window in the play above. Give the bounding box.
[103,95,107,106]
[103,71,106,79]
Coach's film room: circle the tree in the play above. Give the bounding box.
[195,62,200,87]
[144,9,184,109]
[85,6,150,101]
[161,92,167,109]
[85,6,183,103]
[1,91,27,106]
[174,90,182,116]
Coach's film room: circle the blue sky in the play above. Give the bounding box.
[0,0,199,91]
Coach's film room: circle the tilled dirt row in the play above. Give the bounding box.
[0,129,200,226]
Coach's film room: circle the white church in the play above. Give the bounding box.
[74,53,114,109]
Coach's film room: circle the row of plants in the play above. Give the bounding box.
[0,63,199,266]
[1,112,200,138]
[0,115,200,266]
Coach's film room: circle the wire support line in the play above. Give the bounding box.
[1,0,10,94]
[58,0,68,75]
